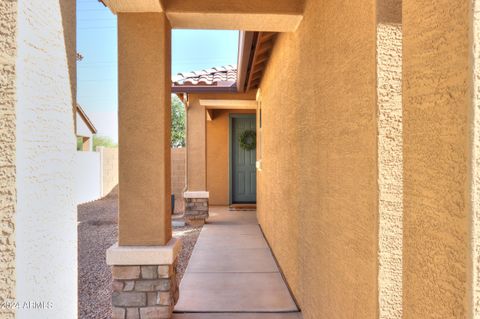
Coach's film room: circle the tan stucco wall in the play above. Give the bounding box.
[377,1,403,318]
[0,0,17,317]
[186,95,207,191]
[403,1,471,318]
[473,1,480,316]
[206,109,255,205]
[118,13,172,246]
[257,0,378,318]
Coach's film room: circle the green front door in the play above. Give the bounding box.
[231,115,256,203]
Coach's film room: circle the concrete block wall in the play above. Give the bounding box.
[171,147,185,213]
[97,147,184,212]
[99,146,119,196]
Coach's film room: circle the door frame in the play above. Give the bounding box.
[228,113,257,205]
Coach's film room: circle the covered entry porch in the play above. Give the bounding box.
[173,78,260,223]
[102,1,303,318]
[97,0,476,318]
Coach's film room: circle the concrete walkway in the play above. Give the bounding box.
[174,207,301,319]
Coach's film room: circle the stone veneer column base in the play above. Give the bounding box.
[184,191,209,226]
[106,239,181,319]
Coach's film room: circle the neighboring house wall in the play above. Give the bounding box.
[0,0,17,317]
[15,0,77,318]
[99,146,119,196]
[207,109,255,205]
[256,0,378,318]
[74,151,102,204]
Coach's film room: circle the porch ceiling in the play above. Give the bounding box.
[99,0,304,32]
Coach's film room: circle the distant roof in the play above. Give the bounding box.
[172,65,237,93]
[76,104,97,134]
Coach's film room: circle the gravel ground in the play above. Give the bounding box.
[78,186,202,319]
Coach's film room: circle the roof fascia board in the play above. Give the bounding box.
[76,105,98,134]
[237,31,255,93]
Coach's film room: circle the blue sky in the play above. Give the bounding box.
[77,0,239,141]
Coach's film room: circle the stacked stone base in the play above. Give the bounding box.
[111,263,178,319]
[184,197,209,226]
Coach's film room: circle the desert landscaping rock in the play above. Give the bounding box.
[78,186,202,319]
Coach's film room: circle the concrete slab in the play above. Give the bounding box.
[201,224,261,236]
[186,248,279,273]
[175,273,298,312]
[194,234,268,250]
[173,313,302,319]
[175,206,299,315]
[207,208,257,225]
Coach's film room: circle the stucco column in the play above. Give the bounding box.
[117,13,172,246]
[403,1,472,318]
[186,95,207,191]
[107,13,180,319]
[184,95,209,224]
